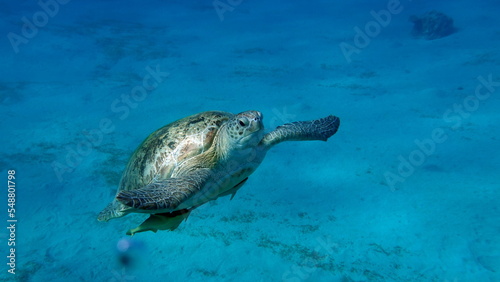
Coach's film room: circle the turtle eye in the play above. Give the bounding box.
[238,118,248,127]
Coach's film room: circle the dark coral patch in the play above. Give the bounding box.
[410,10,456,40]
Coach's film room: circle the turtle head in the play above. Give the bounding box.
[214,110,265,157]
[211,110,265,168]
[224,110,264,149]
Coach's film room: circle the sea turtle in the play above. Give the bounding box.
[98,110,340,235]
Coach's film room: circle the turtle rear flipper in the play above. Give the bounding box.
[127,209,192,235]
[218,177,248,200]
[260,115,340,149]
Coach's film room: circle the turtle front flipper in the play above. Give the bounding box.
[98,201,127,222]
[260,115,340,149]
[116,169,211,212]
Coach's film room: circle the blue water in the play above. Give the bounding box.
[1,0,499,281]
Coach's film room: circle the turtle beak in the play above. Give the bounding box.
[254,111,263,121]
[237,110,263,133]
[233,111,264,147]
[249,111,263,133]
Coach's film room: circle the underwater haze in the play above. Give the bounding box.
[1,0,499,281]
